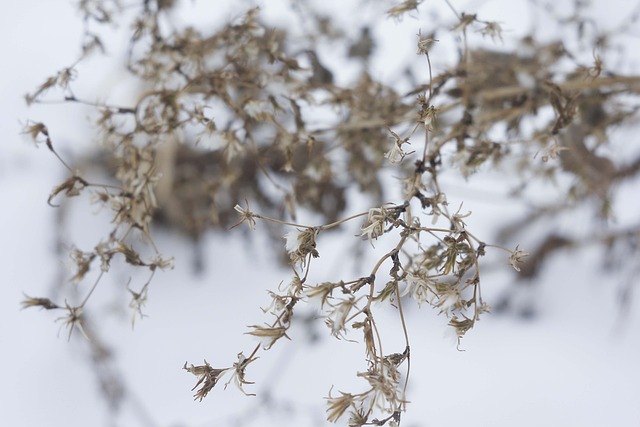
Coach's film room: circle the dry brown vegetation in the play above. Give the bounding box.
[22,0,640,424]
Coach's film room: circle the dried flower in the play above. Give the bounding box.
[128,284,148,327]
[348,408,368,427]
[243,99,272,121]
[183,360,228,401]
[326,390,357,423]
[432,283,460,315]
[22,121,49,143]
[326,297,357,338]
[56,302,86,341]
[420,105,439,130]
[245,324,291,349]
[479,21,503,43]
[21,294,59,310]
[387,0,421,20]
[539,142,568,162]
[232,203,257,230]
[384,128,413,164]
[400,272,432,306]
[452,13,477,33]
[149,255,174,271]
[509,245,530,272]
[448,316,474,340]
[261,290,288,315]
[281,275,304,298]
[284,228,319,266]
[357,363,403,412]
[451,203,472,232]
[360,207,389,244]
[69,247,96,283]
[225,352,256,396]
[416,29,436,55]
[305,281,337,308]
[48,175,89,206]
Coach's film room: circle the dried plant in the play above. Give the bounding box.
[21,0,640,425]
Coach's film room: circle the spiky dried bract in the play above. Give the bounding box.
[284,228,320,267]
[360,207,390,244]
[21,295,59,310]
[357,362,405,415]
[232,203,257,230]
[245,324,291,350]
[305,281,339,308]
[56,302,86,341]
[183,360,228,401]
[326,391,358,423]
[452,13,477,33]
[127,285,148,327]
[384,128,413,164]
[479,21,503,42]
[387,0,422,20]
[22,121,49,143]
[509,245,530,272]
[225,352,256,396]
[326,297,358,338]
[48,175,89,206]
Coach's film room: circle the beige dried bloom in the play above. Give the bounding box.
[416,29,437,55]
[387,0,421,20]
[24,67,77,105]
[281,275,304,298]
[243,99,272,121]
[56,302,86,341]
[348,408,368,427]
[451,203,472,232]
[509,245,530,272]
[400,272,433,306]
[284,228,319,267]
[94,241,114,272]
[357,364,403,412]
[232,203,257,230]
[433,283,461,315]
[420,104,439,130]
[128,284,148,327]
[539,142,568,162]
[383,348,409,367]
[448,316,474,340]
[21,294,59,310]
[22,121,49,143]
[183,360,228,401]
[360,207,389,244]
[245,324,291,350]
[48,175,89,206]
[452,13,477,32]
[428,193,447,224]
[326,390,357,423]
[225,352,256,396]
[479,21,503,43]
[69,247,96,283]
[327,297,357,338]
[384,128,413,164]
[148,255,174,271]
[261,290,288,315]
[221,131,246,163]
[305,281,338,308]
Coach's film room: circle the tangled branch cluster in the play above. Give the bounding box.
[22,0,640,425]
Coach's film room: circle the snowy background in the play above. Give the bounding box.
[2,1,640,426]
